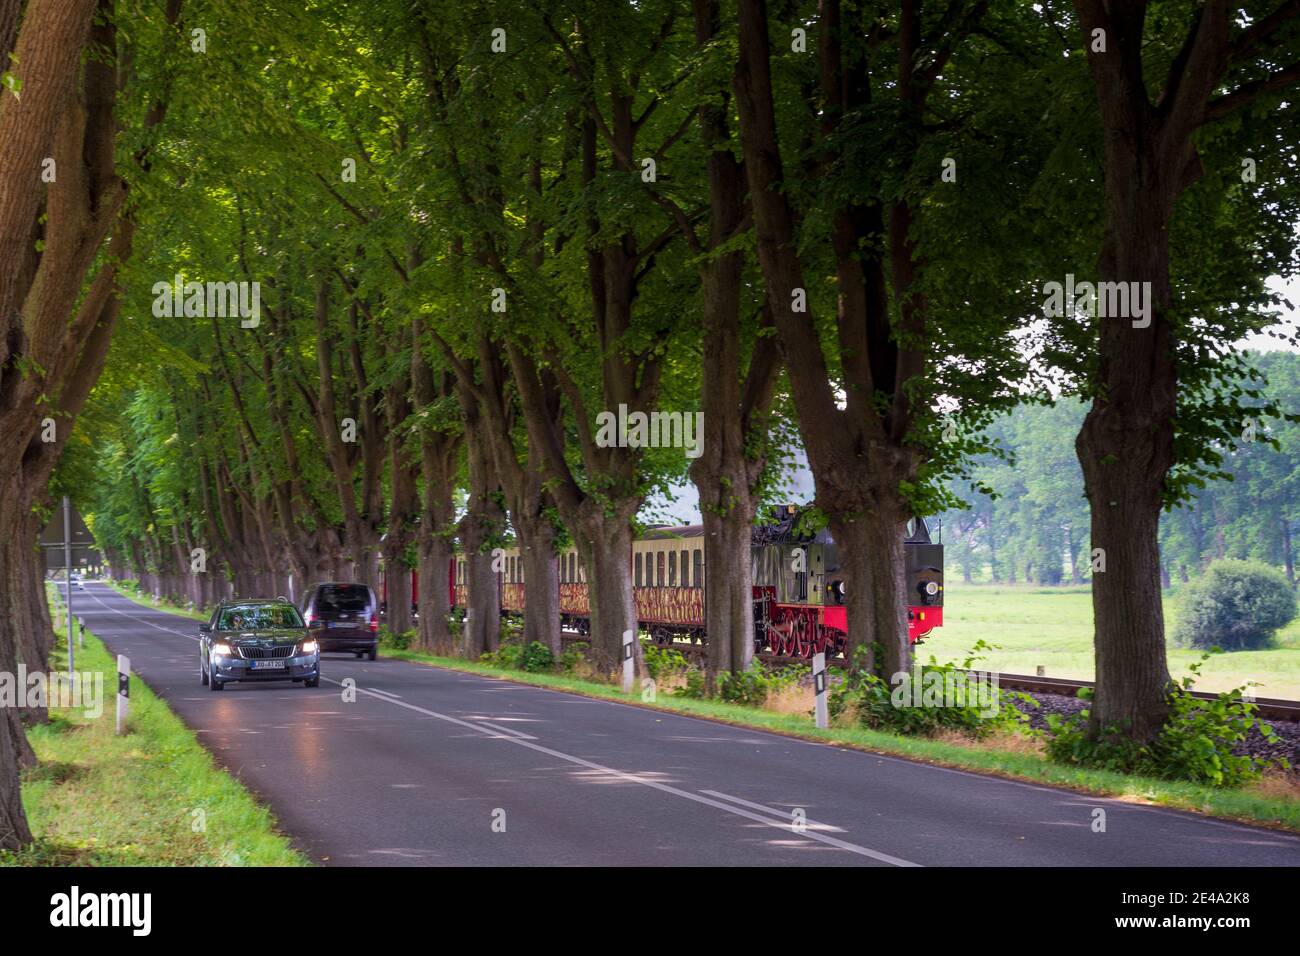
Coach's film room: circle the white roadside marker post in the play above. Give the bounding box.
[621,629,634,694]
[813,651,829,729]
[116,655,130,736]
[63,496,74,675]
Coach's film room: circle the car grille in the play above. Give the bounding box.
[237,645,295,660]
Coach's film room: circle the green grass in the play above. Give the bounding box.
[923,583,1300,699]
[104,579,208,621]
[0,591,307,866]
[106,583,1300,834]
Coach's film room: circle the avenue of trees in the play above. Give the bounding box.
[1,0,1298,849]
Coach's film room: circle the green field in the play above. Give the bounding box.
[923,584,1300,700]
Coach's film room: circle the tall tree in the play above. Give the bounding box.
[1069,0,1300,741]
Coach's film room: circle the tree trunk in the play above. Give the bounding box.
[518,521,560,656]
[699,503,756,678]
[831,507,909,679]
[417,531,453,656]
[459,389,505,659]
[575,514,641,676]
[462,546,500,659]
[1078,452,1171,741]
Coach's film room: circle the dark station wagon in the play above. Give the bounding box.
[301,582,380,660]
[199,600,321,690]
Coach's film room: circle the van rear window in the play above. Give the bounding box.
[318,585,370,612]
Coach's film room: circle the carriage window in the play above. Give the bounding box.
[668,551,676,586]
[510,556,517,583]
[681,550,690,587]
[693,549,702,589]
[570,553,576,583]
[656,551,665,586]
[635,552,643,587]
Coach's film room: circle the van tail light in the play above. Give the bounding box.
[369,614,378,633]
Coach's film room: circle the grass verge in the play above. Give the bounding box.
[0,596,307,866]
[104,585,1300,835]
[103,578,208,621]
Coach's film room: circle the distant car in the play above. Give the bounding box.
[199,600,320,691]
[301,582,379,661]
[70,573,84,590]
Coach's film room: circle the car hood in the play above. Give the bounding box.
[215,629,305,645]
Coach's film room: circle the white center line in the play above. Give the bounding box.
[321,676,919,866]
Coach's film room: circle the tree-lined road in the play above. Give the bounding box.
[73,584,1300,867]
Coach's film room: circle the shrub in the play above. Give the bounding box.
[518,641,555,673]
[677,659,806,708]
[380,627,414,650]
[1042,656,1288,787]
[828,643,1032,739]
[1174,559,1296,651]
[558,641,590,673]
[481,643,523,669]
[642,643,690,682]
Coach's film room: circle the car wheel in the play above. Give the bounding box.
[304,675,319,688]
[368,648,377,662]
[201,657,209,686]
[208,660,223,692]
[354,651,363,658]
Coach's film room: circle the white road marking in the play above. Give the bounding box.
[320,676,919,866]
[700,789,848,833]
[82,586,200,641]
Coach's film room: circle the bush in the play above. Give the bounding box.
[829,644,1031,739]
[518,641,555,673]
[379,626,414,650]
[558,641,590,673]
[642,643,690,682]
[481,643,523,669]
[1174,559,1296,651]
[677,659,806,708]
[1043,656,1288,787]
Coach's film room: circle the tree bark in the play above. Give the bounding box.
[459,398,504,659]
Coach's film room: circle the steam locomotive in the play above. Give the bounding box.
[388,506,944,659]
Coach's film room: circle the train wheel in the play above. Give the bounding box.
[793,617,813,659]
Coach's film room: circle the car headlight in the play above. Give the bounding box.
[212,642,233,658]
[300,640,319,654]
[924,581,940,596]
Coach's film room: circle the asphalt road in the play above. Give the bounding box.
[72,582,1300,867]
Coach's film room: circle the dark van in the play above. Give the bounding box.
[302,582,380,660]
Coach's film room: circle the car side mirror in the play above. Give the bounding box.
[199,623,210,633]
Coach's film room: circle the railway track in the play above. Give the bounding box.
[556,632,1300,723]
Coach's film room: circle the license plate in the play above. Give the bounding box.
[328,622,356,629]
[252,660,286,670]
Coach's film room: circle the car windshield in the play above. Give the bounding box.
[218,604,304,631]
[317,585,369,613]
